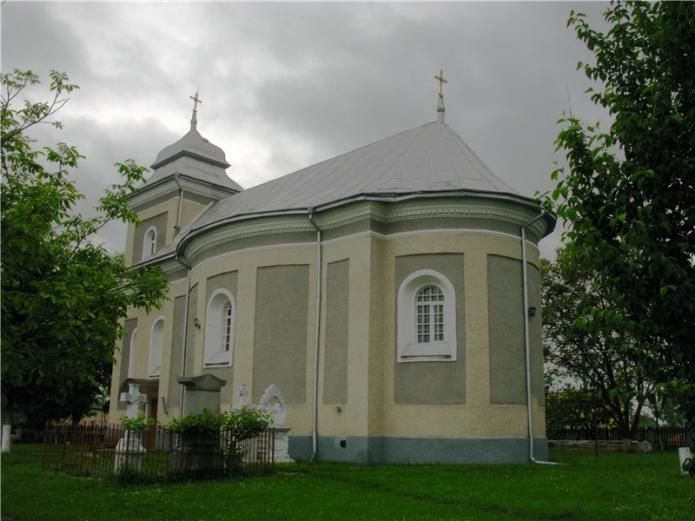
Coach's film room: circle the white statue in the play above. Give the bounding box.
[258,384,287,427]
[237,384,249,408]
[258,385,293,463]
[114,383,147,472]
[119,383,145,419]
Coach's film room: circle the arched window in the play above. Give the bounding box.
[127,328,138,379]
[397,269,457,362]
[142,226,157,260]
[148,318,164,377]
[416,285,445,344]
[204,289,235,367]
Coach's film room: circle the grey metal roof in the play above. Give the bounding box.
[191,120,520,231]
[146,121,242,191]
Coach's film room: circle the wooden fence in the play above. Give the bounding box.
[547,426,686,449]
[42,422,274,481]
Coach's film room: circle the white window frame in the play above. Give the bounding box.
[148,317,164,378]
[203,288,235,367]
[397,269,457,362]
[127,327,138,379]
[142,226,158,261]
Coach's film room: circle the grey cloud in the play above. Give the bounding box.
[22,113,176,253]
[2,3,86,77]
[3,1,613,259]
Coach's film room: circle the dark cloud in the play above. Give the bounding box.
[2,3,87,78]
[2,1,613,259]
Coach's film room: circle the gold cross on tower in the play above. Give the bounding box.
[190,90,202,112]
[434,69,447,98]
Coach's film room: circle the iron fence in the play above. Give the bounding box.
[547,426,686,449]
[42,422,274,481]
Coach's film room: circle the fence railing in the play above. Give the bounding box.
[42,422,274,481]
[547,426,686,449]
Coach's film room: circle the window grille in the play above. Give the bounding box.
[222,302,233,352]
[416,285,445,344]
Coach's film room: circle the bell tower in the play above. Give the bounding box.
[125,92,242,266]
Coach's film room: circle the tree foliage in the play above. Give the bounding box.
[542,252,653,438]
[545,387,613,432]
[1,70,168,426]
[545,2,695,450]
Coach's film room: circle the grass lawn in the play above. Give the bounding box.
[1,444,691,521]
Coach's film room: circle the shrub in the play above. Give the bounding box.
[221,407,272,442]
[120,415,156,431]
[220,407,272,472]
[170,409,222,440]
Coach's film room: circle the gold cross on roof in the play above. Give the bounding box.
[434,69,447,98]
[190,90,202,112]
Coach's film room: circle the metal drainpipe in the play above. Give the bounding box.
[521,211,559,465]
[308,208,323,461]
[177,253,193,418]
[173,174,184,235]
[172,202,214,417]
[171,174,189,417]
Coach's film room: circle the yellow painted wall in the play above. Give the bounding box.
[372,231,544,439]
[111,225,545,441]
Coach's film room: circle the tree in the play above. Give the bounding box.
[542,252,654,439]
[546,2,695,451]
[545,387,612,433]
[1,70,168,427]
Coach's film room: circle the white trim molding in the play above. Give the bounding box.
[397,269,457,363]
[129,175,238,212]
[128,327,138,379]
[203,288,235,367]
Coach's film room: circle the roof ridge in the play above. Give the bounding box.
[356,121,430,192]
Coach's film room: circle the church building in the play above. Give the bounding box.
[108,80,555,464]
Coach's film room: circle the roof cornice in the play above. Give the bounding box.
[184,189,554,244]
[128,174,239,211]
[135,193,555,271]
[150,149,230,170]
[176,191,555,260]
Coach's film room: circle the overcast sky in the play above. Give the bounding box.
[2,1,611,259]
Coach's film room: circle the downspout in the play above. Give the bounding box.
[173,174,184,235]
[173,174,190,417]
[521,211,558,465]
[177,252,192,419]
[308,207,323,461]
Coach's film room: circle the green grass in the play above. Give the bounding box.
[1,445,691,521]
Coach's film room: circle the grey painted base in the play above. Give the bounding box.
[289,436,548,464]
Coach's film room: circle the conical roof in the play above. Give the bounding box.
[191,120,520,231]
[151,126,230,170]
